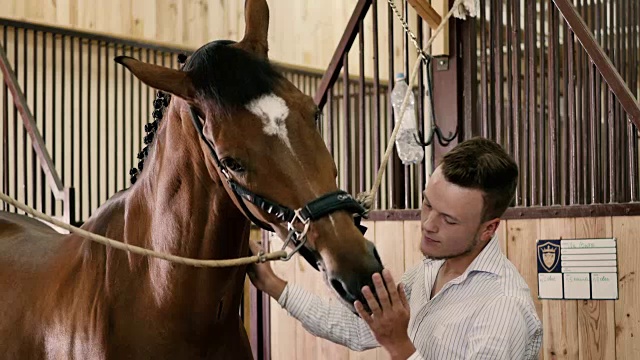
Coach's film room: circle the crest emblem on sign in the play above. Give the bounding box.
[537,241,560,272]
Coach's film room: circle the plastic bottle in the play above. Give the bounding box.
[390,73,424,164]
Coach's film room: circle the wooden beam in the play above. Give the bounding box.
[552,0,640,128]
[407,0,442,30]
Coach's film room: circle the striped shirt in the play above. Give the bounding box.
[277,235,543,359]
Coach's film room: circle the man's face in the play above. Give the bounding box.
[420,166,497,259]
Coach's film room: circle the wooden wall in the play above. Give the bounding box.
[268,216,640,360]
[1,0,427,80]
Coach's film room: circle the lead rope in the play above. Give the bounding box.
[356,0,465,213]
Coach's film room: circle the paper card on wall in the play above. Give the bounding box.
[563,273,590,299]
[591,273,618,299]
[538,273,563,299]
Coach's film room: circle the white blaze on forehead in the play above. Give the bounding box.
[246,94,292,149]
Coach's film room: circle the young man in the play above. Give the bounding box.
[248,137,542,359]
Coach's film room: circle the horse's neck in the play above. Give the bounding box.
[103,103,250,317]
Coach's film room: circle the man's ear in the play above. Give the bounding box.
[481,218,501,242]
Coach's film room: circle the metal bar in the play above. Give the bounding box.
[105,43,110,200]
[71,36,75,209]
[548,0,559,205]
[12,28,17,211]
[403,0,410,208]
[79,36,83,219]
[23,28,28,209]
[87,40,93,214]
[0,43,64,198]
[387,3,404,209]
[342,54,351,194]
[314,0,372,109]
[2,26,7,211]
[97,42,102,207]
[122,47,126,189]
[358,21,365,194]
[416,12,425,202]
[526,0,536,206]
[372,0,380,208]
[505,0,513,156]
[511,0,521,206]
[461,7,478,139]
[493,0,503,143]
[327,85,334,157]
[568,26,577,205]
[552,0,640,127]
[50,32,56,214]
[61,35,65,189]
[608,90,615,202]
[31,30,38,211]
[40,31,46,212]
[581,0,589,204]
[480,0,489,138]
[539,0,546,205]
[561,16,569,205]
[114,44,118,194]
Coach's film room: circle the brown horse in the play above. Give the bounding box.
[0,1,383,358]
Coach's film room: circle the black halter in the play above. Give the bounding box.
[188,107,367,270]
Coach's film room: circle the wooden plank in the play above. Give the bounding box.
[574,217,615,360]
[497,219,507,254]
[429,0,449,56]
[348,219,379,360]
[539,218,578,360]
[373,221,405,360]
[403,220,423,271]
[505,219,542,321]
[269,232,298,360]
[613,216,640,359]
[407,0,441,30]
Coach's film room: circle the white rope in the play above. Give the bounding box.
[0,191,286,267]
[357,0,465,211]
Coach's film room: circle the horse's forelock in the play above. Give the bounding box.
[183,40,282,111]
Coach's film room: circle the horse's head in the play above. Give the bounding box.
[114,0,383,312]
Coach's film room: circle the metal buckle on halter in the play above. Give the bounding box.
[280,209,311,261]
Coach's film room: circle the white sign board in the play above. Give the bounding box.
[536,238,618,300]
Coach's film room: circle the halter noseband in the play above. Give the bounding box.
[188,107,367,270]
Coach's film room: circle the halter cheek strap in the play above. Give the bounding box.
[188,107,368,271]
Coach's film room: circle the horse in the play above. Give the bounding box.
[0,1,384,358]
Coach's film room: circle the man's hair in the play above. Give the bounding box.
[440,137,518,222]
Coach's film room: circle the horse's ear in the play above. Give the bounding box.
[114,56,197,101]
[238,0,269,58]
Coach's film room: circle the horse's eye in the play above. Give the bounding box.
[221,158,245,173]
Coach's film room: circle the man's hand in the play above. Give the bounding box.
[246,240,287,299]
[354,269,416,360]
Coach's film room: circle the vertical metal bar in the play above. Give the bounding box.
[31,30,37,211]
[87,40,92,214]
[60,35,65,190]
[50,32,56,214]
[114,44,118,195]
[40,31,46,212]
[526,0,537,205]
[548,0,558,205]
[13,28,18,211]
[2,27,7,211]
[70,36,75,221]
[105,43,110,199]
[615,0,623,200]
[372,0,381,208]
[388,4,404,209]
[539,0,547,205]
[403,0,410,208]
[506,0,513,156]
[581,0,590,204]
[575,0,583,203]
[626,0,637,202]
[97,42,102,207]
[358,21,365,195]
[146,49,150,152]
[568,26,577,205]
[480,0,489,137]
[416,12,424,204]
[130,46,135,188]
[511,0,522,205]
[122,47,127,188]
[22,28,28,209]
[342,54,351,194]
[594,0,602,204]
[493,0,503,143]
[78,36,83,220]
[602,0,610,203]
[327,85,334,157]
[560,14,569,205]
[138,48,142,176]
[608,90,615,202]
